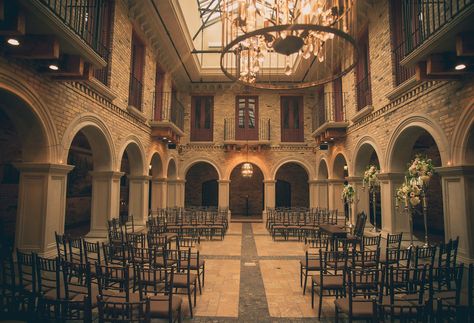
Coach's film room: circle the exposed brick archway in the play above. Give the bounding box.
[185,162,219,207]
[275,163,309,208]
[230,163,264,217]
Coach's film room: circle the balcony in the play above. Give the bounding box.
[150,92,185,144]
[2,0,110,81]
[356,74,372,111]
[311,92,348,145]
[223,118,271,150]
[399,0,474,80]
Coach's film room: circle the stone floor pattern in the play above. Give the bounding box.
[184,222,336,322]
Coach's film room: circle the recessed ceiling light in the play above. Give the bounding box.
[324,141,328,144]
[330,137,334,140]
[168,140,172,143]
[163,137,167,140]
[48,64,59,71]
[7,38,20,46]
[455,63,466,71]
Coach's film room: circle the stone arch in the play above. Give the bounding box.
[352,136,384,175]
[385,114,449,172]
[331,153,349,179]
[223,155,270,181]
[450,100,474,165]
[184,161,220,207]
[182,157,223,180]
[271,157,315,181]
[61,114,115,171]
[149,152,164,178]
[166,158,178,180]
[274,162,309,208]
[0,86,55,163]
[318,158,329,179]
[117,136,147,176]
[229,162,265,218]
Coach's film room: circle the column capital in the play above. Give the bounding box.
[14,162,74,174]
[345,176,363,183]
[167,179,186,184]
[263,180,277,184]
[89,171,124,179]
[217,179,231,184]
[128,175,152,181]
[312,179,329,184]
[151,177,167,183]
[435,165,474,177]
[327,178,345,184]
[377,172,405,181]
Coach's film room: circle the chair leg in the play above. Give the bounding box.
[303,271,308,295]
[188,290,193,318]
[300,265,303,287]
[197,271,202,294]
[311,283,314,308]
[194,282,197,306]
[202,265,205,287]
[335,306,339,323]
[318,290,323,319]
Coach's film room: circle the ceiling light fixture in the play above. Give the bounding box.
[241,142,253,178]
[220,0,358,89]
[454,63,466,71]
[7,38,20,46]
[48,64,59,71]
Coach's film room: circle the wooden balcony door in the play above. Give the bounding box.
[333,78,344,122]
[236,96,258,140]
[281,96,304,142]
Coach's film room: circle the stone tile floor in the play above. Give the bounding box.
[187,222,337,322]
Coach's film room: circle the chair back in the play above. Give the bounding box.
[386,232,402,250]
[83,240,101,267]
[97,296,151,323]
[361,234,381,251]
[38,297,92,322]
[55,232,68,261]
[351,248,380,268]
[412,245,436,268]
[16,250,37,295]
[95,264,131,302]
[68,237,84,265]
[353,212,367,237]
[102,242,127,267]
[36,256,61,299]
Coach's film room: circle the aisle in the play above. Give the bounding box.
[188,223,335,322]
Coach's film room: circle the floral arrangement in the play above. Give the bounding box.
[408,155,435,187]
[341,183,355,203]
[396,178,422,207]
[363,165,379,189]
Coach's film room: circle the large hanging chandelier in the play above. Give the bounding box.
[220,0,358,89]
[241,162,254,177]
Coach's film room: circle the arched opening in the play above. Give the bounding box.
[465,124,474,164]
[230,163,264,218]
[167,159,178,207]
[333,153,348,217]
[119,143,145,221]
[317,159,329,208]
[391,127,444,242]
[0,89,49,245]
[275,163,309,208]
[65,125,112,237]
[149,153,164,211]
[185,162,219,207]
[354,144,382,230]
[333,154,349,179]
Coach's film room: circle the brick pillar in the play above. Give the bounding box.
[328,179,345,216]
[88,171,123,238]
[437,166,474,263]
[128,175,151,226]
[347,176,369,226]
[263,180,276,223]
[150,178,167,210]
[314,179,329,208]
[14,163,73,256]
[377,172,407,234]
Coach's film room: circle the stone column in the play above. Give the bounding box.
[328,179,345,216]
[308,180,318,208]
[88,171,123,238]
[263,180,276,223]
[167,179,177,207]
[314,179,329,208]
[347,176,368,226]
[14,163,73,256]
[218,180,231,222]
[377,172,406,234]
[437,166,474,263]
[150,178,167,210]
[175,179,185,207]
[128,175,151,225]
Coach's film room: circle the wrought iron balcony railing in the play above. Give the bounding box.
[224,118,271,142]
[312,92,347,132]
[38,0,109,60]
[128,74,143,110]
[152,92,185,131]
[393,40,417,86]
[356,74,372,111]
[402,0,473,55]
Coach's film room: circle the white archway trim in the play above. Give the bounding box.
[60,113,116,170]
[351,136,385,175]
[270,157,315,181]
[329,150,350,179]
[450,99,474,165]
[117,135,147,175]
[0,71,60,163]
[181,157,223,180]
[385,113,450,172]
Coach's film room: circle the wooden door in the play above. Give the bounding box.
[235,96,258,140]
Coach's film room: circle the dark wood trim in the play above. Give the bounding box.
[280,95,304,142]
[191,96,214,142]
[235,95,259,140]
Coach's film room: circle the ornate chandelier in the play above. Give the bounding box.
[241,162,254,177]
[220,0,358,89]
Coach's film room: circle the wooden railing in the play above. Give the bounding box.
[312,92,347,131]
[224,118,270,141]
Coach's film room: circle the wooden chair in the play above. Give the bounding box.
[311,250,348,318]
[36,256,61,301]
[335,268,384,322]
[300,236,328,294]
[97,295,151,323]
[380,233,403,266]
[175,247,198,318]
[350,248,380,269]
[346,212,367,247]
[16,250,37,312]
[411,245,437,269]
[360,234,381,251]
[178,237,205,294]
[431,264,464,321]
[55,232,68,261]
[62,261,97,314]
[38,296,92,322]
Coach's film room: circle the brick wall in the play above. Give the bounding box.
[185,162,219,207]
[275,163,309,207]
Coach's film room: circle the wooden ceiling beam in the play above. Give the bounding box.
[456,32,474,57]
[53,63,92,81]
[46,55,84,77]
[6,35,60,59]
[416,61,462,81]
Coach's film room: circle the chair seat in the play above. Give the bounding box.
[181,259,205,270]
[173,273,197,287]
[149,295,182,318]
[312,275,344,288]
[300,259,321,270]
[335,297,374,318]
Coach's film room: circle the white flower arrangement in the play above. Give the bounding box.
[341,183,355,203]
[363,165,379,189]
[396,155,435,207]
[396,179,422,207]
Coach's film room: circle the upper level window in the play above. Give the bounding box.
[236,96,258,140]
[91,1,114,85]
[281,96,304,142]
[154,66,165,121]
[355,27,372,111]
[191,96,213,142]
[128,31,145,110]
